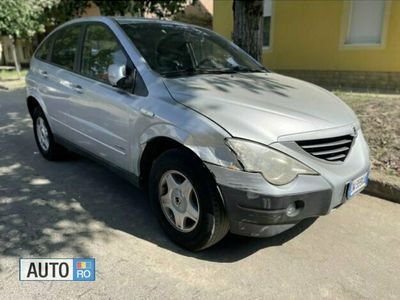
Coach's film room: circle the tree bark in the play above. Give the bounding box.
[0,42,3,65]
[232,0,264,62]
[10,36,21,77]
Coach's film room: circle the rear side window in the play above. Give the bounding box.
[51,25,82,71]
[35,36,52,61]
[81,24,127,83]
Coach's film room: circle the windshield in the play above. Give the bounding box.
[118,21,265,77]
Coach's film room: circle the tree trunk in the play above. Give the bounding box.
[232,0,264,62]
[10,36,21,77]
[0,42,3,65]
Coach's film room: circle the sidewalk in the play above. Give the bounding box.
[0,77,25,90]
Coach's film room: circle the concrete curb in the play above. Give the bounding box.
[363,171,400,204]
[0,79,25,91]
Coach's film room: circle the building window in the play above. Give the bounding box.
[345,0,386,45]
[263,0,272,47]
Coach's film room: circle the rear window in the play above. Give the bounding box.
[50,25,82,71]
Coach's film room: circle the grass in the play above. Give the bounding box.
[336,91,400,177]
[0,69,28,80]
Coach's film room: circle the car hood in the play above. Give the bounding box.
[163,72,358,145]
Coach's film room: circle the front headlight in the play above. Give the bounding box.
[226,139,318,185]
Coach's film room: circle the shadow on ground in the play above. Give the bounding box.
[0,88,316,264]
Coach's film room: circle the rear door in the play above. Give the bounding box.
[37,24,83,137]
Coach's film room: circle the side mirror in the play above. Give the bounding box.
[108,64,126,86]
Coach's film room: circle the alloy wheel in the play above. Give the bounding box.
[36,117,49,151]
[158,170,200,232]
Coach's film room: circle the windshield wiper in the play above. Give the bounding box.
[161,66,266,77]
[161,68,231,77]
[161,68,197,77]
[227,66,266,73]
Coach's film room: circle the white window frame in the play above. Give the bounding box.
[263,0,274,52]
[341,0,391,50]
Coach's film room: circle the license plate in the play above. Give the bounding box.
[347,172,369,199]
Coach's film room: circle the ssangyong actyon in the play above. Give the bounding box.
[26,17,370,251]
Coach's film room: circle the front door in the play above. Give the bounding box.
[64,23,141,170]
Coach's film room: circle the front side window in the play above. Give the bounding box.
[119,22,265,77]
[81,24,127,84]
[345,0,386,45]
[51,25,81,70]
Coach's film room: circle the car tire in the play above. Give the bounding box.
[32,107,68,161]
[149,148,230,251]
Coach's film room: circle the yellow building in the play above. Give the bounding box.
[214,0,399,89]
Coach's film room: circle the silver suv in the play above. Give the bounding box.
[26,17,370,251]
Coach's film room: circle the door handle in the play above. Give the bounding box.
[39,70,48,78]
[72,84,84,94]
[140,108,155,118]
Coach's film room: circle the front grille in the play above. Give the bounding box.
[296,135,354,162]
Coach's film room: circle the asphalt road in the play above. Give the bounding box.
[1,88,399,299]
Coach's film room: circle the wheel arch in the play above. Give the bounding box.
[138,135,203,189]
[27,96,41,118]
[26,91,48,118]
[137,123,237,189]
